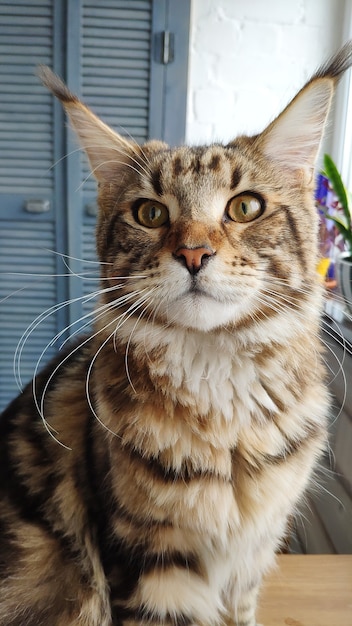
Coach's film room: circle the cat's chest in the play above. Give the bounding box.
[146,331,274,423]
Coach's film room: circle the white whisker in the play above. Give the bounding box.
[0,285,28,305]
[309,475,345,509]
[113,125,152,171]
[47,145,88,172]
[123,296,156,394]
[14,281,138,389]
[43,247,113,266]
[33,307,128,448]
[84,328,123,439]
[85,288,155,432]
[79,158,148,189]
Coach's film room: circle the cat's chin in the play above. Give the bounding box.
[164,293,243,332]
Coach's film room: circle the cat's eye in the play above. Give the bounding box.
[136,200,169,228]
[227,193,264,223]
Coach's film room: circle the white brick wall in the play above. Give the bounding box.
[186,0,345,147]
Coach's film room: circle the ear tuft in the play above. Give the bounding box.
[37,65,78,104]
[314,39,352,81]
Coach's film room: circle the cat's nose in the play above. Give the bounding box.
[174,246,215,275]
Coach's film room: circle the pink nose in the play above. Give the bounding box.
[174,246,215,275]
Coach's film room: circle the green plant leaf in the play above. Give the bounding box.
[323,154,352,229]
[322,211,352,248]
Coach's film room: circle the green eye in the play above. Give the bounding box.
[227,194,264,223]
[136,200,169,228]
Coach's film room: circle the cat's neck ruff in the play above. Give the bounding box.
[94,290,321,424]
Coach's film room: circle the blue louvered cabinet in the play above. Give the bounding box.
[0,0,190,411]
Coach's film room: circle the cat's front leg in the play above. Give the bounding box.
[235,585,259,626]
[224,583,261,626]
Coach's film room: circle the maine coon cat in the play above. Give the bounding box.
[1,42,351,626]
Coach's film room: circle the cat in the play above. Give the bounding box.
[0,41,352,626]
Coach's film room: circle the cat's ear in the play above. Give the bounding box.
[255,41,352,175]
[38,66,138,182]
[256,79,334,173]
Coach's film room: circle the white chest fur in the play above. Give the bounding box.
[143,327,277,424]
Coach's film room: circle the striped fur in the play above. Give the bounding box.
[1,43,351,625]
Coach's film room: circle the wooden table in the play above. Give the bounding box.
[257,555,352,626]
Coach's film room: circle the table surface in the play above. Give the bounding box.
[257,554,352,626]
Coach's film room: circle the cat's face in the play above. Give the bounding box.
[38,61,340,333]
[95,138,318,332]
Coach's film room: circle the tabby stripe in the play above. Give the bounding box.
[92,475,171,603]
[0,520,19,578]
[111,495,173,530]
[262,430,319,466]
[105,535,201,604]
[83,410,141,605]
[234,427,319,476]
[230,166,242,190]
[261,443,303,465]
[0,401,59,528]
[258,248,290,282]
[188,154,200,173]
[282,205,307,272]
[105,212,130,254]
[208,154,221,171]
[103,537,144,601]
[141,550,202,576]
[0,342,92,567]
[122,442,230,484]
[151,169,163,196]
[0,470,83,571]
[97,463,201,602]
[84,408,113,543]
[274,421,321,461]
[0,451,81,570]
[109,548,201,586]
[172,156,183,176]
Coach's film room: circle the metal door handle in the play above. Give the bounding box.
[24,199,51,214]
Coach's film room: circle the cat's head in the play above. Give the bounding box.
[39,43,352,333]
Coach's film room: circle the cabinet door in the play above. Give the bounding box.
[0,0,66,410]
